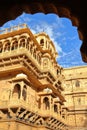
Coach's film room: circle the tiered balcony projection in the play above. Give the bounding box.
[0,24,59,76]
[0,75,68,130]
[0,24,68,129]
[0,24,64,93]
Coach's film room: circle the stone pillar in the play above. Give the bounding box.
[41,97,43,110]
[18,37,20,50]
[11,82,15,100]
[20,81,24,100]
[8,38,11,52]
[58,103,61,117]
[28,42,31,52]
[26,85,28,103]
[64,108,67,120]
[24,38,27,49]
[3,43,5,52]
[49,96,52,115]
[37,51,40,65]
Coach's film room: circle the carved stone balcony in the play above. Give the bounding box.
[0,99,68,130]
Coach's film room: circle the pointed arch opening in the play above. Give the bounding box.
[13,84,21,99]
[43,97,50,110]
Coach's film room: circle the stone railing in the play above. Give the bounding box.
[0,23,28,35]
[0,99,67,124]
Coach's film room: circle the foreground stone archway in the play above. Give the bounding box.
[0,0,87,62]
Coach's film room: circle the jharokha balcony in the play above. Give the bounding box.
[0,24,68,130]
[0,24,64,96]
[0,85,68,129]
[0,24,59,80]
[0,76,68,129]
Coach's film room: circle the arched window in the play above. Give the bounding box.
[57,69,59,75]
[11,40,18,50]
[75,80,80,87]
[4,41,10,52]
[54,104,58,113]
[22,85,27,100]
[13,84,21,99]
[19,37,26,48]
[40,39,44,46]
[43,97,50,110]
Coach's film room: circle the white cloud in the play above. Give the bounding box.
[30,21,65,56]
[67,36,77,41]
[53,16,65,28]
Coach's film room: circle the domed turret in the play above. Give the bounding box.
[34,32,58,59]
[16,73,27,78]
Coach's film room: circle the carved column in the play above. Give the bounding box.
[25,85,28,103]
[36,51,40,64]
[20,81,24,100]
[41,96,43,110]
[8,38,11,52]
[10,82,14,100]
[28,41,31,52]
[49,96,52,115]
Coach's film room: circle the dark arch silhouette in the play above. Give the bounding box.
[0,1,87,62]
[43,97,50,110]
[40,39,44,46]
[54,104,58,113]
[22,85,27,100]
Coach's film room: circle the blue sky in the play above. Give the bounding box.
[0,12,87,68]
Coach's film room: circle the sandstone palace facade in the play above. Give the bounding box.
[62,67,87,130]
[0,24,86,130]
